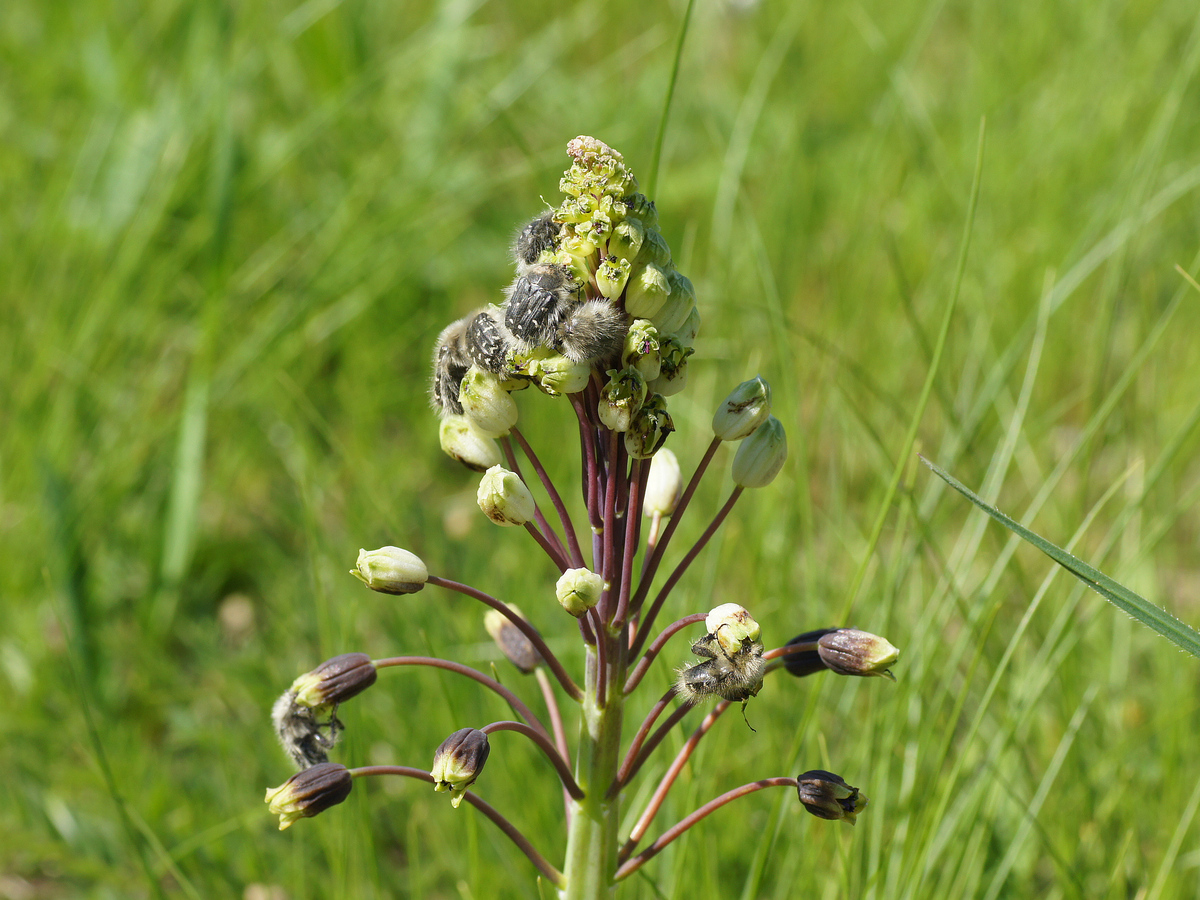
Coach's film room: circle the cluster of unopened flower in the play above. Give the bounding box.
[264,137,900,894]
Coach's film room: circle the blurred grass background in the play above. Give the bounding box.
[3,0,1200,897]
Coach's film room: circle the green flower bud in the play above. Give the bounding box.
[625,393,674,459]
[556,567,606,617]
[518,348,591,396]
[265,763,353,830]
[560,228,599,260]
[653,273,695,336]
[675,306,701,345]
[643,447,682,517]
[796,770,867,826]
[817,629,899,680]
[484,605,543,673]
[290,653,378,709]
[578,211,614,246]
[598,366,647,432]
[608,217,645,261]
[731,415,787,488]
[352,546,428,594]
[625,262,671,319]
[781,628,841,678]
[712,376,772,441]
[649,336,692,397]
[432,728,491,809]
[636,228,672,269]
[596,255,632,300]
[439,414,503,472]
[477,465,536,526]
[459,366,518,436]
[625,193,658,229]
[705,602,761,655]
[562,135,638,198]
[622,319,661,381]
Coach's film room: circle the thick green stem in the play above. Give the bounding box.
[561,639,625,899]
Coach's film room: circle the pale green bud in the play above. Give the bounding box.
[459,366,518,436]
[622,319,661,382]
[438,414,503,472]
[562,135,638,198]
[556,567,606,617]
[598,366,647,432]
[625,393,674,459]
[817,629,900,680]
[527,350,591,396]
[577,211,613,246]
[625,261,671,319]
[596,255,632,300]
[265,763,353,830]
[797,771,867,826]
[431,728,490,809]
[608,218,645,261]
[643,447,682,517]
[352,546,428,594]
[653,271,695,336]
[649,336,692,397]
[675,306,701,345]
[477,465,536,526]
[560,228,598,260]
[636,228,672,269]
[712,376,772,441]
[731,415,787,488]
[706,603,762,655]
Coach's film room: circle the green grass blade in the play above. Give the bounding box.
[920,455,1200,659]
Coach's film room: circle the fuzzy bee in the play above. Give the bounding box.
[505,263,584,350]
[676,625,766,729]
[272,690,344,770]
[513,210,561,272]
[465,305,516,374]
[430,315,476,415]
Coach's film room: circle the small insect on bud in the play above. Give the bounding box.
[625,393,674,459]
[290,653,378,709]
[731,415,787,488]
[484,605,542,673]
[352,546,428,595]
[796,770,868,826]
[676,604,766,728]
[623,319,661,382]
[781,628,842,678]
[439,414,504,472]
[713,376,772,441]
[556,567,606,617]
[459,367,518,436]
[817,629,900,680]
[625,262,671,319]
[431,728,491,809]
[643,447,682,518]
[477,465,536,527]
[598,366,648,432]
[513,210,561,272]
[265,762,354,830]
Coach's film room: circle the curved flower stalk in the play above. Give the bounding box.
[264,137,899,898]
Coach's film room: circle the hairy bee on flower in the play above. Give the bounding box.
[676,625,766,729]
[465,305,517,375]
[513,210,561,272]
[272,690,344,770]
[430,315,476,416]
[505,263,583,350]
[556,299,627,365]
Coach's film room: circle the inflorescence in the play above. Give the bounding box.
[265,136,898,896]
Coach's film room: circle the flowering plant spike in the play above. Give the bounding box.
[265,137,899,897]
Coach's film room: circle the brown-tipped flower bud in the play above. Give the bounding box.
[476,465,536,526]
[731,415,787,488]
[649,336,692,397]
[713,376,772,441]
[484,605,542,673]
[556,567,606,617]
[439,414,503,471]
[352,546,428,594]
[264,763,353,830]
[598,366,647,432]
[291,653,378,709]
[796,770,867,826]
[643,447,682,518]
[817,629,899,680]
[431,728,491,809]
[625,393,674,459]
[705,603,762,656]
[781,628,841,678]
[459,367,518,436]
